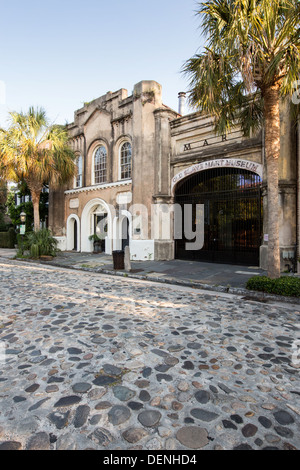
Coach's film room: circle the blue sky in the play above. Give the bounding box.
[0,0,204,128]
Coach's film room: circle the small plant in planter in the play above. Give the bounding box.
[88,233,105,253]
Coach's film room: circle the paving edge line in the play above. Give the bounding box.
[3,255,300,307]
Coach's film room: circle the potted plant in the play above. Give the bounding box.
[88,233,104,253]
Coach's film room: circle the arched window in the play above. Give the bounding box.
[94,146,107,184]
[75,155,83,188]
[120,142,132,180]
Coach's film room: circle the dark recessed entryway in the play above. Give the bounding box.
[175,167,263,266]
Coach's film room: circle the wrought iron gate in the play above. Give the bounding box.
[175,167,262,265]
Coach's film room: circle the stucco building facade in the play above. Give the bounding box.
[49,80,299,271]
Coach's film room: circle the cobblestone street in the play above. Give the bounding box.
[0,257,300,451]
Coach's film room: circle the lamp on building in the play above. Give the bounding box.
[20,212,26,224]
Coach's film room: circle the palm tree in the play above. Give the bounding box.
[182,0,300,278]
[0,107,76,231]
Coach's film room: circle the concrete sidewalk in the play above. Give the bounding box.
[1,248,299,304]
[0,248,264,288]
[49,250,265,288]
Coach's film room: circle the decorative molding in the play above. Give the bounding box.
[65,180,132,196]
[111,112,132,126]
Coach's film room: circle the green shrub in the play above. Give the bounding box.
[16,232,31,256]
[246,275,300,297]
[25,228,59,257]
[0,232,9,248]
[0,228,16,248]
[30,243,40,258]
[16,228,59,258]
[8,227,16,248]
[271,277,300,297]
[246,276,274,292]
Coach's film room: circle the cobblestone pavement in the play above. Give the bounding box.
[0,257,300,451]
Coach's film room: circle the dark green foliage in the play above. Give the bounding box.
[30,243,40,258]
[16,228,59,258]
[8,227,16,247]
[6,184,49,232]
[246,275,300,297]
[0,232,10,248]
[25,229,59,257]
[0,227,16,248]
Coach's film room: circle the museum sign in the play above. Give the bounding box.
[171,158,263,194]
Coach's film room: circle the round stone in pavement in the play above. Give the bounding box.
[73,405,90,428]
[113,386,136,402]
[258,416,272,429]
[93,375,117,387]
[241,424,258,437]
[273,410,295,426]
[139,390,151,402]
[88,427,114,446]
[138,410,161,427]
[194,390,210,404]
[72,382,92,394]
[102,364,122,376]
[108,405,131,425]
[26,432,50,450]
[54,395,81,408]
[190,408,219,422]
[67,347,82,355]
[176,426,209,449]
[95,401,112,410]
[48,411,70,430]
[25,383,40,393]
[122,428,149,444]
[0,441,22,450]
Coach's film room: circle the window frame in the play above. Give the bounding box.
[93,145,107,185]
[74,155,83,188]
[119,141,132,180]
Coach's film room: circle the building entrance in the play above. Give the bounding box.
[175,167,262,265]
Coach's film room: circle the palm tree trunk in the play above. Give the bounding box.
[30,188,41,232]
[263,84,281,279]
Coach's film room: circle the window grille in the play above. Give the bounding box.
[120,142,132,180]
[76,155,83,187]
[94,146,107,184]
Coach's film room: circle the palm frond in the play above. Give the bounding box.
[0,107,76,191]
[183,0,300,134]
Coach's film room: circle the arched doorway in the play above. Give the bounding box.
[81,199,113,253]
[66,215,80,252]
[174,167,263,265]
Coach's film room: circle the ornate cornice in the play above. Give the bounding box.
[65,180,132,196]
